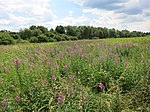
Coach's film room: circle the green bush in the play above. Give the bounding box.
[0,33,16,45]
[11,34,20,39]
[48,37,57,42]
[37,34,49,42]
[17,39,30,44]
[30,36,38,43]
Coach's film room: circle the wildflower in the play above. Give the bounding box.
[64,65,68,69]
[115,44,121,48]
[81,54,85,58]
[52,75,56,81]
[124,60,128,67]
[69,75,75,80]
[98,82,107,91]
[47,62,51,65]
[13,57,20,68]
[14,96,20,103]
[66,51,68,55]
[57,94,64,104]
[114,57,119,65]
[1,99,7,108]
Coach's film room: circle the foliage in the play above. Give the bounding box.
[0,25,150,45]
[0,32,16,45]
[37,34,49,43]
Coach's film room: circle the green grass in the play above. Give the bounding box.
[0,37,150,112]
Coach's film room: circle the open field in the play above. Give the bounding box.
[0,37,150,111]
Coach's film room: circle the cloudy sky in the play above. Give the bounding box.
[0,0,150,32]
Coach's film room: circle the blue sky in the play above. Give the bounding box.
[0,0,150,32]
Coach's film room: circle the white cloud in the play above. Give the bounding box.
[0,0,55,31]
[0,0,149,32]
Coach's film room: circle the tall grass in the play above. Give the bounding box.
[0,37,150,111]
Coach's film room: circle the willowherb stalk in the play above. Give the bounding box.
[13,57,23,94]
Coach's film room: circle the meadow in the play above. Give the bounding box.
[0,37,150,112]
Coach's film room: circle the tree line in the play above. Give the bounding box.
[0,25,150,45]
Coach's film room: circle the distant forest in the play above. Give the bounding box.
[0,25,150,45]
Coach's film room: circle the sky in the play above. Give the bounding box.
[0,0,150,32]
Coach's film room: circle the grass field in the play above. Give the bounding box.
[0,37,150,111]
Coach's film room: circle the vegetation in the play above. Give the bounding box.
[0,25,150,45]
[0,37,150,111]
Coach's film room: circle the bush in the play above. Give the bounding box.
[37,34,49,43]
[62,34,70,41]
[48,38,57,42]
[70,36,78,40]
[17,39,30,44]
[0,33,16,45]
[30,36,38,43]
[54,35,62,41]
[11,34,20,39]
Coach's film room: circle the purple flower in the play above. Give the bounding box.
[57,94,64,104]
[81,54,85,58]
[114,58,119,65]
[115,44,121,48]
[98,82,106,91]
[64,65,68,69]
[14,96,20,103]
[1,99,7,108]
[52,75,56,81]
[69,75,75,80]
[124,60,128,67]
[13,58,20,68]
[47,62,51,65]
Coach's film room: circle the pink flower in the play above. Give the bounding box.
[98,82,105,90]
[124,60,128,67]
[57,94,64,104]
[52,75,56,81]
[64,65,68,69]
[1,99,7,108]
[81,54,85,58]
[69,75,75,80]
[13,58,20,68]
[14,96,20,103]
[47,62,51,65]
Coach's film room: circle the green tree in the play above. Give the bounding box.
[37,34,49,42]
[19,28,32,40]
[55,25,65,34]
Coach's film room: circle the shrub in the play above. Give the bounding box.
[37,34,49,42]
[48,38,57,42]
[30,36,38,43]
[17,39,30,44]
[11,34,20,40]
[0,33,16,45]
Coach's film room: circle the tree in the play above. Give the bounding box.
[37,34,49,42]
[29,25,37,30]
[0,32,15,45]
[37,26,48,34]
[31,29,42,37]
[19,28,32,40]
[65,26,77,36]
[55,25,65,34]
